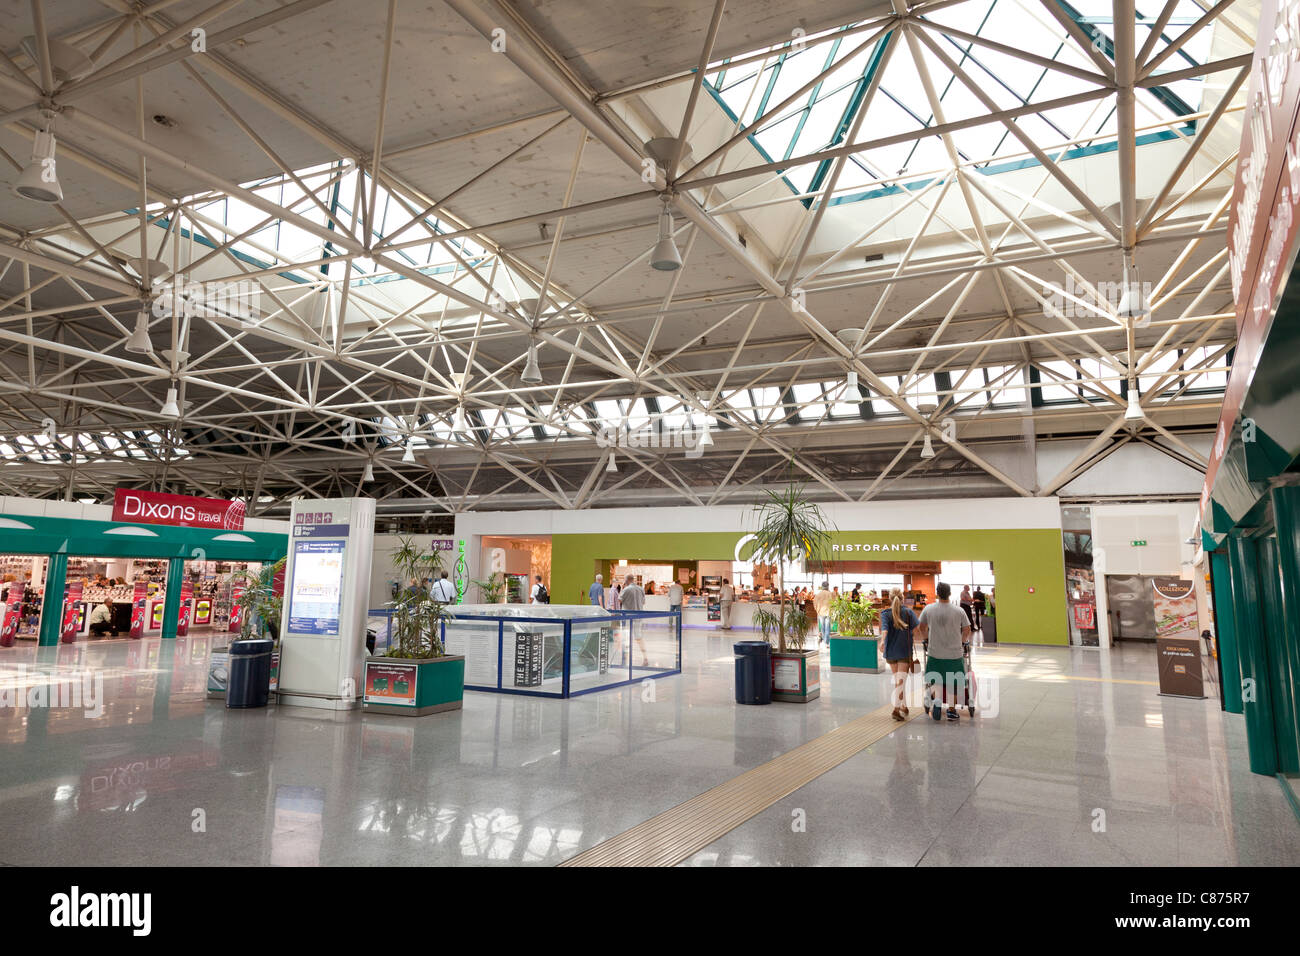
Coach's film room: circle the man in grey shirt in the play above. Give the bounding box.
[917,581,972,721]
[620,575,648,667]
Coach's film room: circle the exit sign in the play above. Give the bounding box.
[1132,540,1147,547]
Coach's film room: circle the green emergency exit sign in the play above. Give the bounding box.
[1131,540,1147,547]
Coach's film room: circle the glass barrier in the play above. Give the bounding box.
[440,608,681,698]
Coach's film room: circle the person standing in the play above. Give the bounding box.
[620,575,648,666]
[917,582,972,721]
[529,575,547,604]
[881,588,920,720]
[666,579,683,612]
[814,580,833,646]
[972,587,986,630]
[589,573,605,609]
[719,578,736,630]
[959,585,974,626]
[850,583,862,603]
[430,571,456,604]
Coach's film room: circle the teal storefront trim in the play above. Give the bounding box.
[2,510,287,644]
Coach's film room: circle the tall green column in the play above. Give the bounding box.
[1268,486,1300,773]
[160,557,184,640]
[37,553,67,647]
[1255,537,1299,774]
[1227,533,1278,775]
[1209,549,1242,714]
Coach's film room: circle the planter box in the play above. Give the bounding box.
[771,649,820,703]
[363,655,464,716]
[829,634,881,673]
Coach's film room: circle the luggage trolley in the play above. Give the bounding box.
[922,640,977,720]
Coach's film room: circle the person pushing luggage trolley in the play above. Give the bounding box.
[916,582,975,721]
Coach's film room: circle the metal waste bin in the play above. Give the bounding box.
[980,614,996,644]
[734,641,772,705]
[226,638,273,708]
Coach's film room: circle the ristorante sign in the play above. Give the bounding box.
[112,489,246,531]
[830,543,919,553]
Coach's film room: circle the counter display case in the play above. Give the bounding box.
[441,604,681,698]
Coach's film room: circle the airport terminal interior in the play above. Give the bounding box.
[1,0,1299,874]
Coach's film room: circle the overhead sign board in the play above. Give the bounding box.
[112,488,246,531]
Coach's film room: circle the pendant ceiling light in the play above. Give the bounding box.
[1117,251,1150,326]
[159,386,180,418]
[402,441,416,463]
[14,114,62,204]
[697,416,714,448]
[521,340,542,384]
[846,369,859,392]
[920,432,935,459]
[606,452,618,473]
[1124,389,1145,423]
[125,310,153,354]
[452,405,467,433]
[362,460,374,483]
[650,197,682,272]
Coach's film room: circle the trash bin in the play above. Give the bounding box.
[980,614,997,644]
[734,641,772,705]
[226,638,273,708]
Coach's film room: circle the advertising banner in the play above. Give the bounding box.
[129,581,147,639]
[176,579,193,636]
[195,597,211,625]
[112,487,245,530]
[60,582,83,644]
[363,661,418,706]
[514,630,543,687]
[229,585,244,634]
[287,540,346,635]
[149,600,165,631]
[1153,577,1199,641]
[1156,637,1206,699]
[1,582,23,646]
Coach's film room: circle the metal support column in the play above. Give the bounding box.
[160,557,185,640]
[1208,548,1242,713]
[1227,533,1279,775]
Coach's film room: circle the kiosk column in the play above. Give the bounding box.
[277,497,376,711]
[160,557,185,640]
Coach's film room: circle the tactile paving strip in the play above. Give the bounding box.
[559,702,917,867]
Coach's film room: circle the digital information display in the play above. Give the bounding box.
[288,540,346,636]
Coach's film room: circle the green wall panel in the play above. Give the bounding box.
[553,527,1068,645]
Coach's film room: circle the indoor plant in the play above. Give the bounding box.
[829,594,882,673]
[750,482,832,702]
[364,536,465,715]
[472,571,506,605]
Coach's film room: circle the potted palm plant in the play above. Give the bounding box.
[750,482,832,703]
[208,557,285,698]
[472,571,506,604]
[829,595,881,673]
[363,536,464,716]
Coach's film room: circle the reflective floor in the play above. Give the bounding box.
[0,635,1295,866]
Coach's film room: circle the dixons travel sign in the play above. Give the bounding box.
[112,488,246,531]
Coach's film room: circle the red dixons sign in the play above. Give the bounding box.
[112,488,246,531]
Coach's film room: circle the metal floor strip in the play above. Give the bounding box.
[559,702,918,867]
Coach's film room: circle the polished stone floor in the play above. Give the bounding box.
[0,634,1295,866]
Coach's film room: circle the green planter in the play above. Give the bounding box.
[771,649,821,703]
[829,634,880,673]
[363,655,464,716]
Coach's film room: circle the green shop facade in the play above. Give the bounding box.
[0,500,287,646]
[459,498,1070,647]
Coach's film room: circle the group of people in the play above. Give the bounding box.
[879,581,972,723]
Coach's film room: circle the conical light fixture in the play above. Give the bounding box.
[362,460,374,483]
[1124,389,1145,423]
[697,416,714,448]
[452,405,467,433]
[606,452,618,473]
[125,310,153,353]
[521,340,542,384]
[920,432,935,459]
[402,441,416,463]
[160,386,180,418]
[846,369,859,392]
[650,198,682,271]
[14,118,62,203]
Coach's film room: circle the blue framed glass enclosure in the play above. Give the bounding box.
[441,605,681,698]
